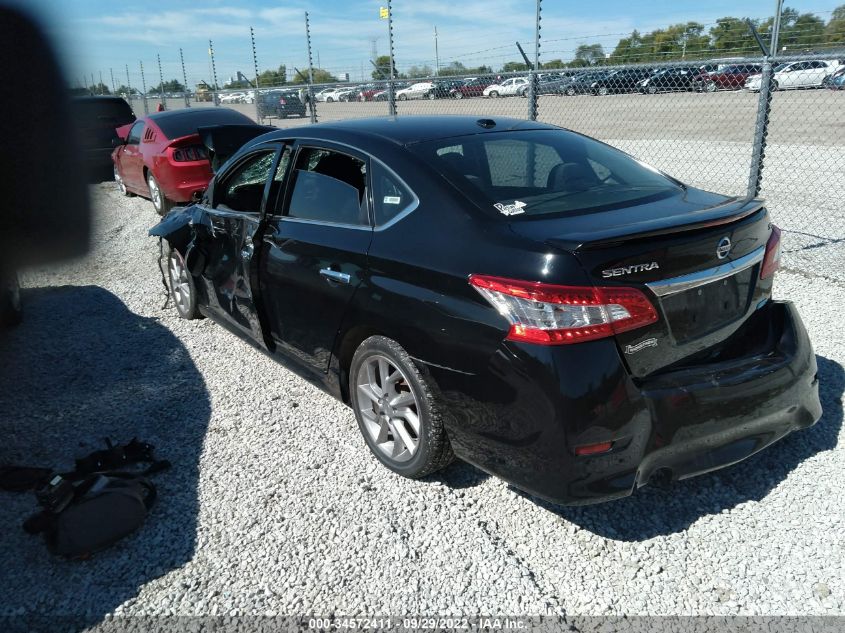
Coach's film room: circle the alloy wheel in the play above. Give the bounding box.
[705,81,717,93]
[148,175,162,211]
[168,249,192,314]
[114,166,127,195]
[356,354,421,463]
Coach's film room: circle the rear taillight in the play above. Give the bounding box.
[278,97,287,105]
[172,145,208,162]
[760,225,782,279]
[469,274,658,345]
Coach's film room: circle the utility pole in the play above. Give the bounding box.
[91,73,95,93]
[109,68,116,95]
[771,0,785,55]
[139,61,149,114]
[179,48,190,107]
[434,26,440,76]
[157,53,166,110]
[209,39,220,106]
[99,70,103,94]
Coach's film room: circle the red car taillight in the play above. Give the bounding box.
[278,97,287,105]
[469,274,658,345]
[172,145,209,162]
[760,225,782,279]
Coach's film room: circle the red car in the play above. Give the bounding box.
[112,108,255,214]
[693,64,763,92]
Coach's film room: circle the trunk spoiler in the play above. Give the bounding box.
[545,198,767,251]
[197,124,275,172]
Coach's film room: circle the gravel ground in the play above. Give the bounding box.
[0,183,843,626]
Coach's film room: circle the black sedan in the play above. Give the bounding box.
[150,116,821,505]
[638,66,698,93]
[561,71,610,96]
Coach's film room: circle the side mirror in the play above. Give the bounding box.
[112,137,126,148]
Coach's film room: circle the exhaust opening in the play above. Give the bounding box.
[648,468,674,490]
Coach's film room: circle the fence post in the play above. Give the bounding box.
[529,0,541,121]
[179,48,190,107]
[209,40,220,106]
[305,12,318,124]
[747,57,773,199]
[139,61,149,115]
[386,0,397,116]
[250,27,261,123]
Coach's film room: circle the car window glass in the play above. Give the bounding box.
[267,147,292,214]
[286,147,368,226]
[217,150,276,213]
[414,129,680,219]
[126,121,144,144]
[484,139,559,188]
[372,161,415,226]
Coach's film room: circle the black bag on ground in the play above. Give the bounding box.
[3,438,169,559]
[25,473,157,558]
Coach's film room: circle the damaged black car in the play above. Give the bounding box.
[150,116,821,505]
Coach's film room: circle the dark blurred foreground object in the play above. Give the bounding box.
[72,96,136,182]
[2,438,170,559]
[0,5,90,326]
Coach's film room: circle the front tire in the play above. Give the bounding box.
[147,173,173,216]
[114,165,133,197]
[565,86,575,96]
[164,243,199,319]
[597,85,608,96]
[350,336,454,479]
[488,90,499,98]
[454,91,463,99]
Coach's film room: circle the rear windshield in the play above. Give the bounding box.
[410,129,682,219]
[73,98,135,125]
[152,108,254,139]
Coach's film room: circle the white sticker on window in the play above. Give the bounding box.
[494,200,527,216]
[383,196,401,204]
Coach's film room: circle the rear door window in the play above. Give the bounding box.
[285,147,369,226]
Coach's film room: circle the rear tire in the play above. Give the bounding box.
[454,91,463,99]
[163,242,199,320]
[705,81,717,93]
[565,86,575,96]
[350,336,454,479]
[598,85,608,96]
[147,173,173,216]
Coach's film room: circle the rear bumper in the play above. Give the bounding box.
[154,161,213,203]
[430,300,821,505]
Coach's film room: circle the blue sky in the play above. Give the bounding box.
[16,0,845,88]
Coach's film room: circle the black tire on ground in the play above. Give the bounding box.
[565,87,575,96]
[398,94,407,100]
[162,241,200,320]
[0,271,22,328]
[598,85,608,96]
[350,335,454,479]
[147,172,173,216]
[454,91,463,99]
[488,90,499,97]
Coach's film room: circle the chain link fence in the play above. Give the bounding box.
[124,52,844,280]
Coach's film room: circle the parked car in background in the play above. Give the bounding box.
[590,68,654,95]
[257,90,307,120]
[561,71,610,96]
[73,96,136,180]
[484,77,529,97]
[745,60,844,91]
[358,83,386,101]
[333,87,359,102]
[314,88,337,102]
[516,73,573,96]
[426,79,464,99]
[396,82,434,100]
[639,66,697,93]
[112,108,259,215]
[693,64,763,92]
[150,115,820,506]
[823,66,845,89]
[450,77,492,99]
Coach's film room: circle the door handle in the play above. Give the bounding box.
[319,268,351,284]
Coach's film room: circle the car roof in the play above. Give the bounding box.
[251,115,559,147]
